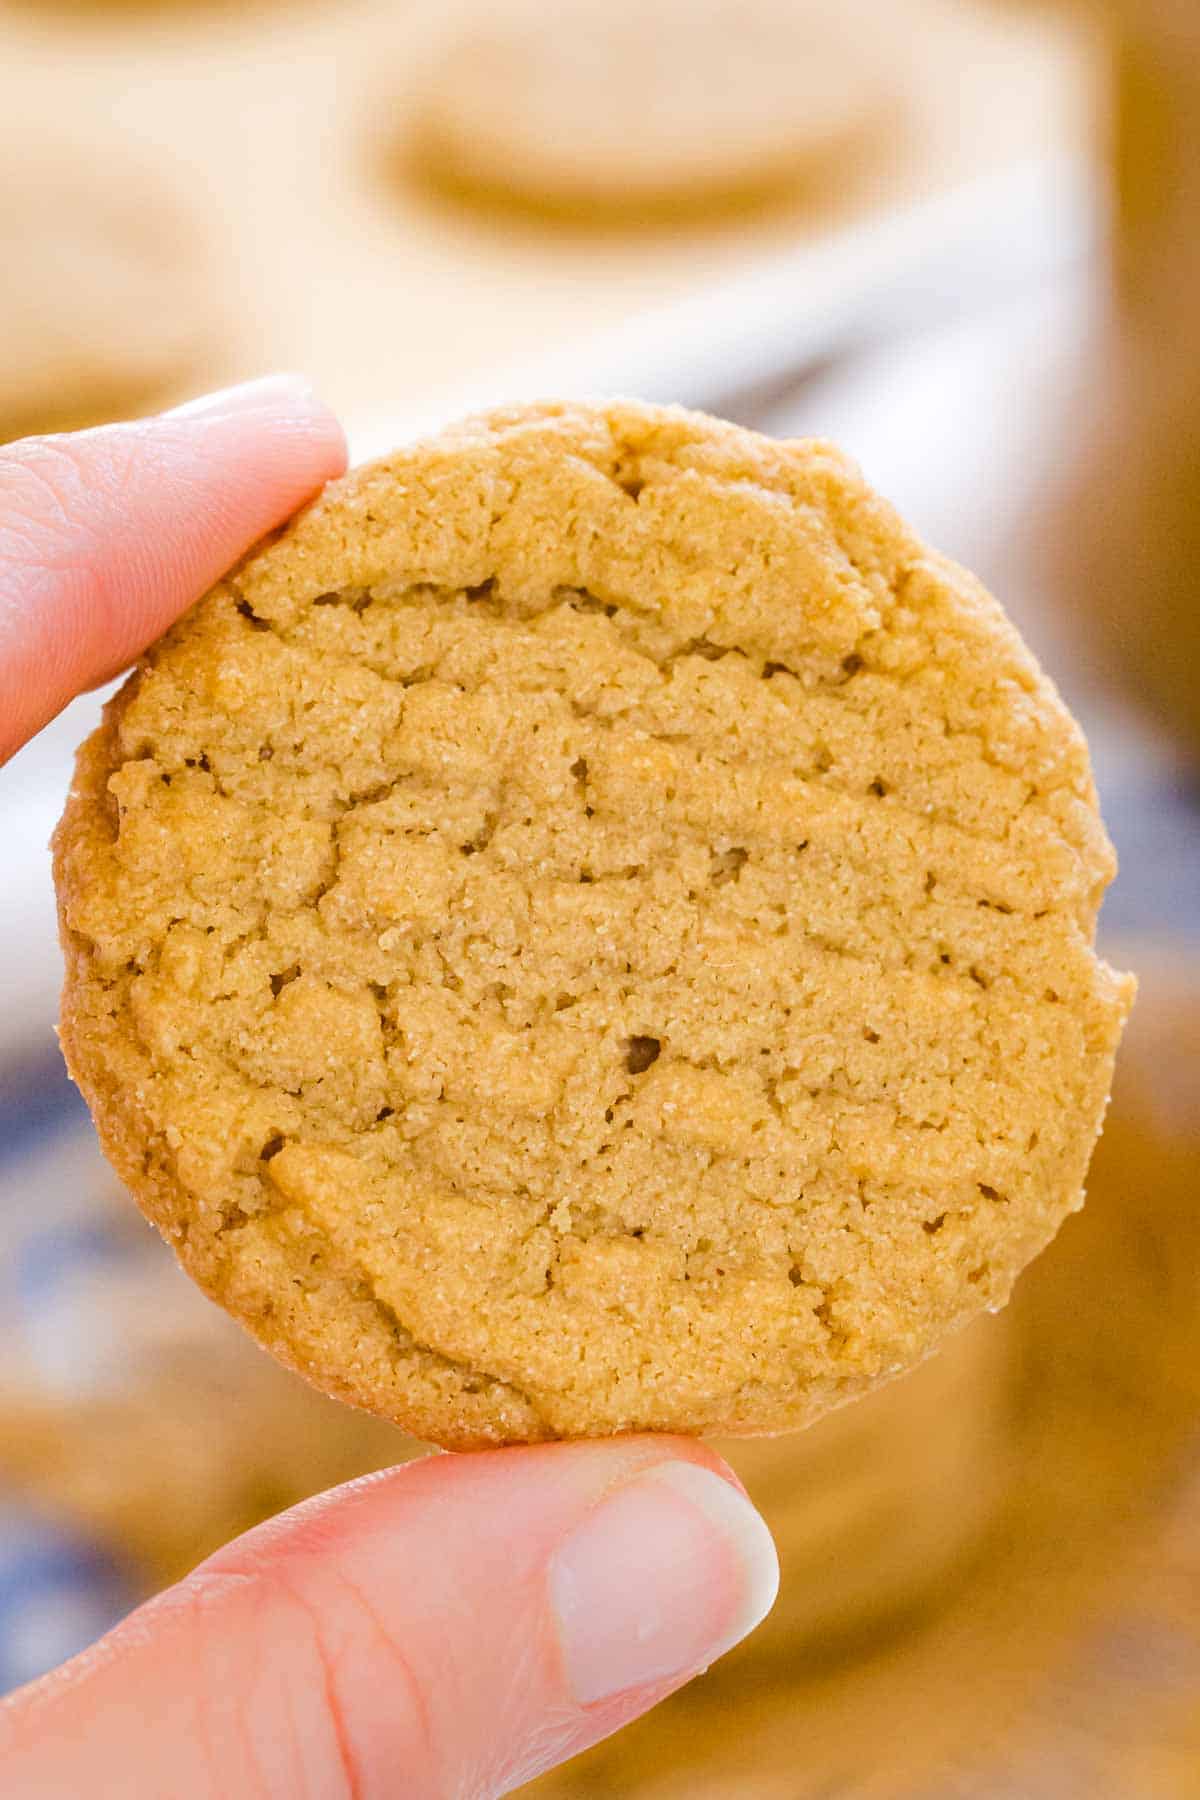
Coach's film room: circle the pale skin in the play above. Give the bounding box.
[0,377,778,1799]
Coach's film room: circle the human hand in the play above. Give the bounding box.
[0,378,778,1798]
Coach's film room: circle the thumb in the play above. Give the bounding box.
[0,1438,778,1799]
[0,374,347,762]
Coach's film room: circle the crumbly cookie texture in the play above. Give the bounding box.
[409,0,886,216]
[54,400,1134,1448]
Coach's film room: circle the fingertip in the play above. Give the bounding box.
[0,1437,779,1798]
[0,374,349,756]
[547,1456,778,1707]
[650,1460,780,1647]
[162,372,331,422]
[155,371,349,486]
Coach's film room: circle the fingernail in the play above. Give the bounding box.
[162,374,324,422]
[549,1461,778,1706]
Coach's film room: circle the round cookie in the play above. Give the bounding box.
[408,0,888,217]
[53,400,1133,1448]
[0,131,216,444]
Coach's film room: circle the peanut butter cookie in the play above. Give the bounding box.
[54,401,1133,1447]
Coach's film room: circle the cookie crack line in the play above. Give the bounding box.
[117,639,1089,940]
[159,704,1072,916]
[53,399,1133,1448]
[99,867,1091,1038]
[269,1204,562,1435]
[368,1291,557,1436]
[225,577,1084,856]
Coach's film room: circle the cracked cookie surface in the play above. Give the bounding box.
[54,400,1133,1447]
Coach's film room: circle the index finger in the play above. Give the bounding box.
[0,375,347,763]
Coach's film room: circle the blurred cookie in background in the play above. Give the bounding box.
[0,127,220,445]
[0,1131,415,1589]
[406,0,892,222]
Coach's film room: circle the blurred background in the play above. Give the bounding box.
[0,0,1198,1792]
